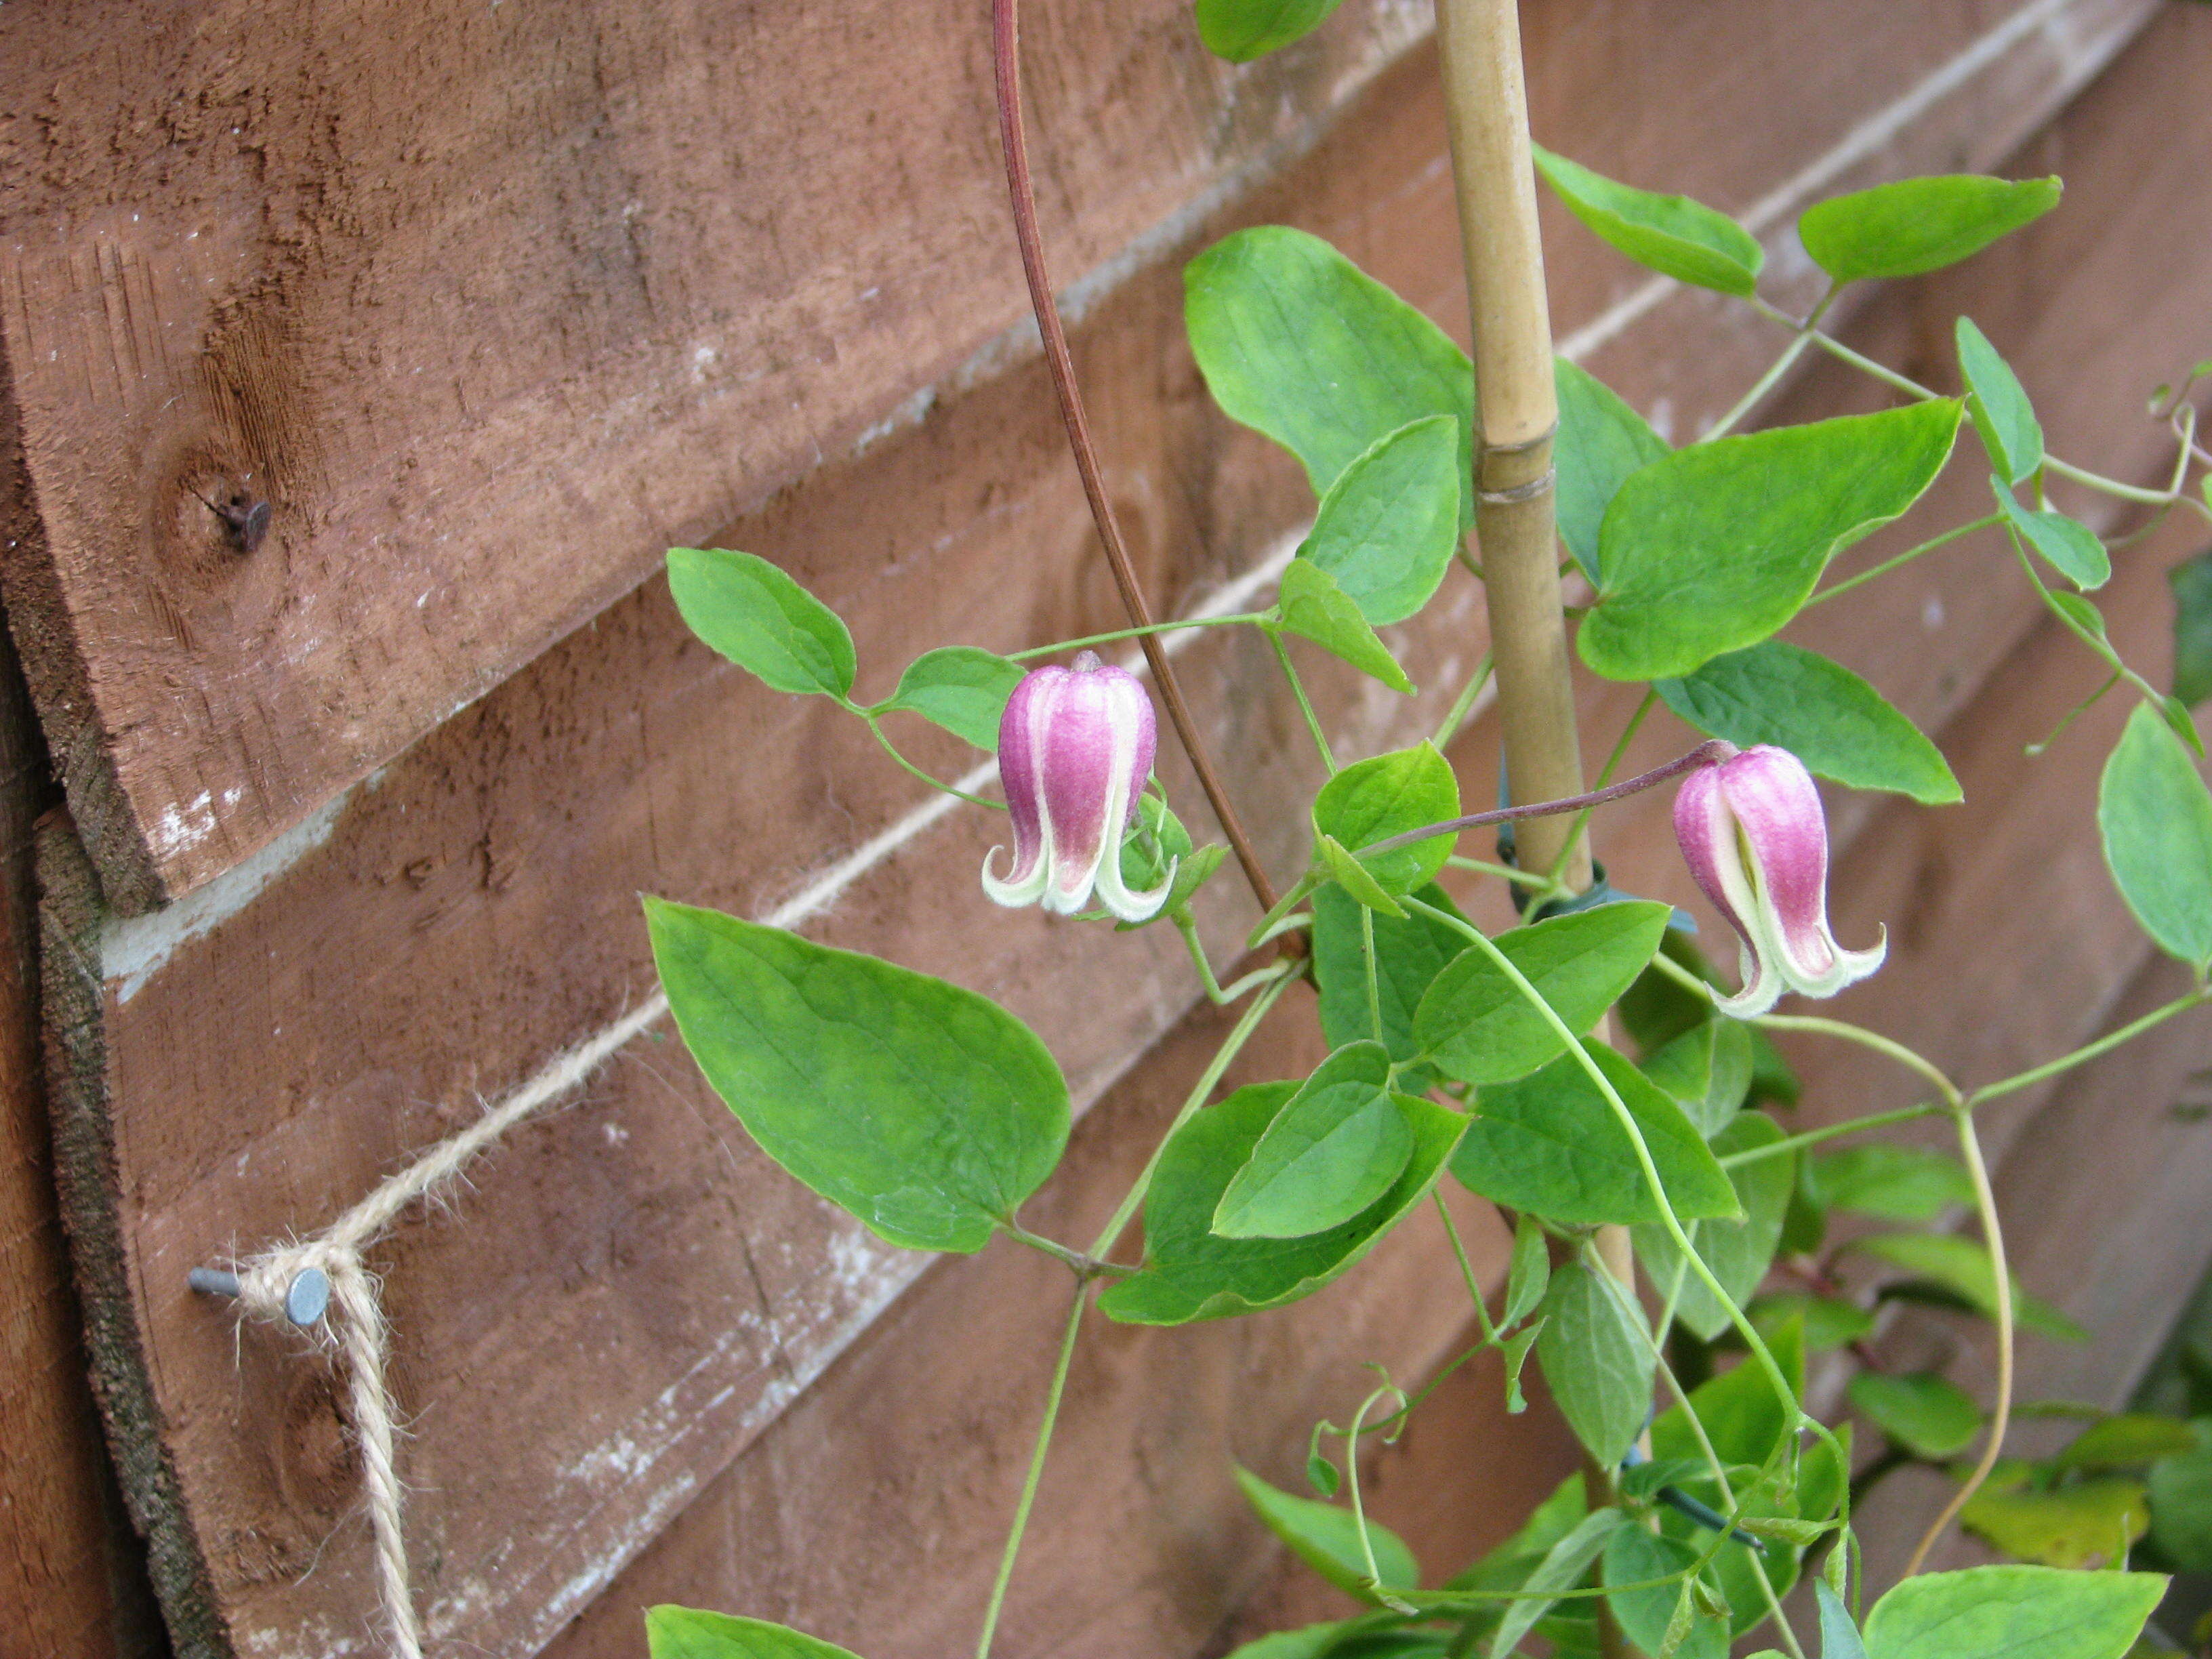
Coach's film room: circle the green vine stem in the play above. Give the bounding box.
[1006,613,1266,661]
[972,1286,1088,1659]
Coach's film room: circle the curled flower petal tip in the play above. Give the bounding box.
[1673,742,1885,1018]
[983,651,1174,924]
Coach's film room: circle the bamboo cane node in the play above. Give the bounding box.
[1479,422,1559,457]
[1477,467,1557,506]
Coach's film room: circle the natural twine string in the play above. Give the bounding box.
[225,991,671,1658]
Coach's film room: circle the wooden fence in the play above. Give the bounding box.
[3,1,2210,1656]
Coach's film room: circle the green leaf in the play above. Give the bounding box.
[1187,226,1475,525]
[1816,1580,1869,1659]
[1117,798,1224,928]
[1101,1082,1465,1324]
[880,647,1025,749]
[646,1607,863,1659]
[1301,416,1462,626]
[1636,1017,1754,1138]
[2055,1414,2199,1471]
[2149,1439,2212,1570]
[1604,1530,1728,1659]
[1861,1565,2164,1659]
[1313,884,1470,1086]
[1532,146,1763,297]
[1634,1111,1795,1340]
[1961,1480,2148,1569]
[1233,1467,1419,1603]
[1750,1291,1873,1352]
[2099,702,2212,966]
[1581,402,1963,680]
[1555,360,1671,584]
[1500,1319,1544,1414]
[1852,1233,2087,1342]
[1956,319,2043,486]
[1214,1043,1414,1238]
[1313,742,1460,895]
[1452,1042,1738,1227]
[1996,482,2110,590]
[1847,1371,1982,1460]
[1503,1213,1551,1328]
[2169,550,2212,707]
[1318,835,1409,918]
[1193,0,1345,60]
[1807,1144,1974,1222]
[1798,176,2062,285]
[1654,640,1961,804]
[1537,1263,1656,1467]
[1276,560,1416,694]
[645,899,1067,1253]
[1222,1624,1351,1659]
[1491,1508,1626,1656]
[1413,902,1671,1086]
[668,548,857,699]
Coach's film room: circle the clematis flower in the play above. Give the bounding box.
[982,651,1174,923]
[1673,742,1885,1018]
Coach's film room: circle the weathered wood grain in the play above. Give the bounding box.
[0,0,2154,910]
[34,3,2196,1657]
[1,359,161,1659]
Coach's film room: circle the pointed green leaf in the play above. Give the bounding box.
[1503,1213,1552,1328]
[1799,176,2062,285]
[1816,1580,1869,1659]
[1634,1111,1795,1340]
[1533,146,1763,297]
[1100,1082,1465,1324]
[1861,1565,2164,1659]
[2169,549,2212,707]
[1314,741,1459,893]
[1556,360,1671,584]
[1301,415,1462,625]
[2100,702,2212,965]
[2055,1414,2199,1471]
[1654,640,1961,804]
[880,646,1025,749]
[1605,1530,1728,1659]
[1194,0,1346,60]
[1807,1143,1973,1222]
[1637,1017,1755,1138]
[1852,1232,2087,1341]
[647,1607,864,1659]
[1848,1371,1982,1460]
[1581,402,1963,680]
[668,547,857,698]
[1996,481,2110,590]
[1313,884,1470,1085]
[1234,1467,1420,1603]
[1750,1292,1872,1352]
[1414,902,1671,1086]
[1187,226,1475,524]
[1956,319,2043,485]
[1492,1507,1629,1658]
[1214,1043,1414,1238]
[2148,1439,2212,1570]
[1318,834,1408,918]
[1961,1479,2148,1569]
[1452,1042,1738,1226]
[1276,560,1415,693]
[1537,1263,1656,1467]
[644,898,1067,1253]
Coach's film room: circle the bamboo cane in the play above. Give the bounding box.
[1433,8,1637,1645]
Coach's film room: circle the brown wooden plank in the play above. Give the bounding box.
[37,4,2197,1656]
[1,349,161,1659]
[0,0,2153,911]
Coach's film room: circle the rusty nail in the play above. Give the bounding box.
[195,491,272,554]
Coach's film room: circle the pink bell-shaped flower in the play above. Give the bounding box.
[1673,742,1885,1018]
[983,651,1174,923]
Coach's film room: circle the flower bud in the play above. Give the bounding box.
[983,651,1174,923]
[1672,743,1885,1018]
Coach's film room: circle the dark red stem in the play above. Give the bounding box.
[991,0,1282,916]
[1360,741,1734,857]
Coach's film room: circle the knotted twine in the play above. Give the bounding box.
[225,991,670,1658]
